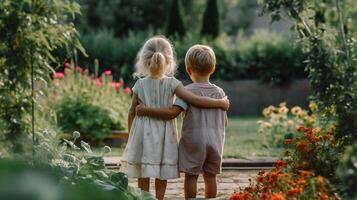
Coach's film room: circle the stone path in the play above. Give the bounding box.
[104,157,274,199]
[128,170,260,199]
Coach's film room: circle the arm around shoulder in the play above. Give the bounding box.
[174,85,230,110]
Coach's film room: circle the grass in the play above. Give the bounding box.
[96,116,283,159]
[223,116,282,158]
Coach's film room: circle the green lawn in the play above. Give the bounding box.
[223,116,282,158]
[96,116,282,158]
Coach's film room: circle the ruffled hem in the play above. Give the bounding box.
[120,161,179,180]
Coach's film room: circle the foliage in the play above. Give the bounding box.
[284,126,343,180]
[166,0,186,37]
[201,0,221,38]
[79,29,153,83]
[229,160,338,200]
[258,102,341,179]
[54,97,114,140]
[0,0,85,153]
[3,130,154,200]
[234,30,307,84]
[259,0,357,140]
[47,64,131,140]
[337,143,357,199]
[75,0,169,36]
[173,30,306,84]
[257,102,331,147]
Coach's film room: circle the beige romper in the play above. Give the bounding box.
[174,83,226,175]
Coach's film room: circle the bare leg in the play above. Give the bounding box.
[138,178,150,192]
[155,178,167,200]
[203,173,217,198]
[184,173,199,199]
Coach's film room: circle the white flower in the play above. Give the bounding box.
[73,131,80,139]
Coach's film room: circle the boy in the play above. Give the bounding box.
[135,44,227,199]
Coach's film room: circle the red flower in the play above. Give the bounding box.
[75,66,83,72]
[63,62,70,68]
[124,87,131,94]
[103,70,112,76]
[109,82,122,89]
[297,126,305,132]
[95,78,103,87]
[230,193,243,200]
[52,72,64,79]
[284,139,292,145]
[275,159,286,169]
[260,192,268,200]
[297,141,310,153]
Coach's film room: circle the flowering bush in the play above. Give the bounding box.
[229,159,338,200]
[257,102,334,148]
[284,126,342,180]
[47,62,131,140]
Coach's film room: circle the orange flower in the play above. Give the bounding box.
[315,176,325,188]
[275,160,286,168]
[297,126,305,132]
[286,187,302,197]
[297,141,311,152]
[230,193,243,200]
[270,192,285,200]
[269,172,279,183]
[284,138,292,145]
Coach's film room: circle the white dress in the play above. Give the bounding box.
[121,76,181,180]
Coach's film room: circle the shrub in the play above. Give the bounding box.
[230,160,338,200]
[235,30,307,85]
[0,130,155,200]
[47,63,131,140]
[285,126,343,179]
[257,102,326,148]
[54,97,114,140]
[337,143,357,199]
[79,29,153,83]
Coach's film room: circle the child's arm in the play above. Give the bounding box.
[136,104,183,120]
[128,94,139,132]
[175,85,230,110]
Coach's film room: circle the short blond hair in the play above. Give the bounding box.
[135,36,177,77]
[185,45,216,76]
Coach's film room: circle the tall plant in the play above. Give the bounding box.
[259,0,357,140]
[166,0,186,37]
[201,0,221,38]
[0,0,85,153]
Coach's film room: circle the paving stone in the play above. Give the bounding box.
[125,170,261,199]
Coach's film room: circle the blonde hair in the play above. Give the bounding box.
[185,44,216,76]
[135,36,177,77]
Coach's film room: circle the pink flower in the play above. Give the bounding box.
[123,87,131,94]
[75,66,83,72]
[63,62,71,68]
[103,70,112,76]
[95,78,103,87]
[109,82,122,89]
[52,72,64,79]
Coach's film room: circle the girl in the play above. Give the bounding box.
[120,36,229,200]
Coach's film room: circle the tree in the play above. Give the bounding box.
[0,0,85,153]
[259,0,357,140]
[201,0,221,38]
[166,0,186,37]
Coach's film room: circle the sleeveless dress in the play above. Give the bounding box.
[120,76,182,180]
